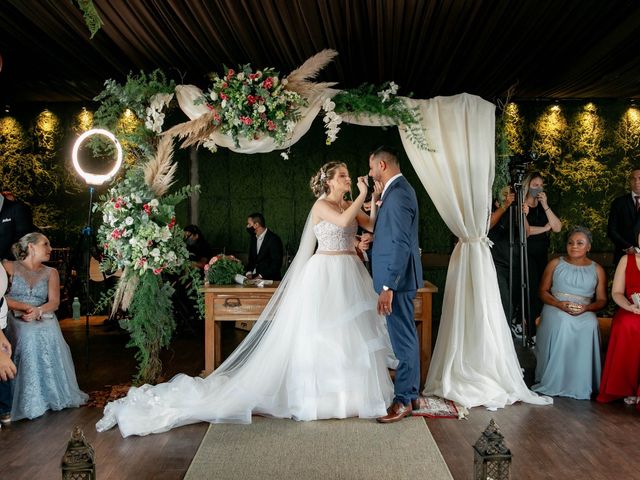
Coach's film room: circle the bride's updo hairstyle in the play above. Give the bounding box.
[12,232,44,260]
[310,161,347,198]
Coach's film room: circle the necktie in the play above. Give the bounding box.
[636,196,640,212]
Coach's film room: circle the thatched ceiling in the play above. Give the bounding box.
[1,0,639,104]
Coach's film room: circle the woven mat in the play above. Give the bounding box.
[185,416,452,480]
[413,396,469,419]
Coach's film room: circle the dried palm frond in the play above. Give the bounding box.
[143,135,177,197]
[285,49,338,97]
[110,268,139,317]
[163,111,218,149]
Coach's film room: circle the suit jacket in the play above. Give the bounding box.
[371,176,423,293]
[247,229,284,281]
[608,193,640,263]
[0,197,33,260]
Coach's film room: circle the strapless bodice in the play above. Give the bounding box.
[313,221,357,251]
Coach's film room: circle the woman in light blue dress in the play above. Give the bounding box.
[532,226,607,400]
[3,233,87,421]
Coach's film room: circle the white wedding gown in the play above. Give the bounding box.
[97,219,396,437]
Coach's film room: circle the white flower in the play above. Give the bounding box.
[203,138,218,152]
[209,91,218,101]
[149,199,159,208]
[237,72,245,80]
[389,82,398,94]
[280,152,289,160]
[322,98,335,111]
[125,216,134,225]
[221,99,227,109]
[150,248,161,258]
[257,105,266,113]
[285,121,296,133]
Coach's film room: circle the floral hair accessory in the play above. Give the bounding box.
[320,169,327,181]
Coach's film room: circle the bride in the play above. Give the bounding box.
[97,161,397,437]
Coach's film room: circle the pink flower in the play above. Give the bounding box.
[240,116,253,125]
[213,113,221,124]
[111,229,123,239]
[220,92,228,101]
[204,264,209,271]
[247,95,256,105]
[167,217,176,229]
[262,77,273,89]
[143,204,151,215]
[153,267,163,275]
[266,120,276,131]
[114,202,122,209]
[226,69,234,79]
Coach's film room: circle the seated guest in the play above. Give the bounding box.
[532,227,606,399]
[183,224,213,269]
[0,263,17,427]
[3,233,87,421]
[245,212,284,281]
[597,229,640,404]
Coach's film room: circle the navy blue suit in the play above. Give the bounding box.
[371,175,423,405]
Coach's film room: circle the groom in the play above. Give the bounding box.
[369,146,423,423]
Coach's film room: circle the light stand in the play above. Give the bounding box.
[507,164,533,348]
[72,129,123,366]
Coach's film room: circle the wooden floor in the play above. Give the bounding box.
[1,318,639,479]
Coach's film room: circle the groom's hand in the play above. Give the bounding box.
[377,290,393,315]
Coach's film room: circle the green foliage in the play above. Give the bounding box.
[121,271,176,385]
[93,70,176,157]
[206,254,244,285]
[332,82,429,150]
[76,0,103,38]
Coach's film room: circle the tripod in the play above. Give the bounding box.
[507,179,534,348]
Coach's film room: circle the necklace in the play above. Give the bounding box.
[326,198,344,213]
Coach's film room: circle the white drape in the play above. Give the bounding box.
[398,93,551,409]
[174,85,331,154]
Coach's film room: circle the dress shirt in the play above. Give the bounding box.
[381,174,403,199]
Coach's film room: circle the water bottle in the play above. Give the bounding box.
[72,297,81,320]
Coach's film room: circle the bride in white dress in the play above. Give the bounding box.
[97,162,396,437]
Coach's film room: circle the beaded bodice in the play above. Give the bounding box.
[8,261,51,307]
[313,220,357,251]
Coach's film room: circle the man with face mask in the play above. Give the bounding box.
[183,225,213,270]
[246,213,284,281]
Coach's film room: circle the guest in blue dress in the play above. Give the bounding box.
[532,226,607,400]
[3,233,87,421]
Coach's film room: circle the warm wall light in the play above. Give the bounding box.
[72,128,123,185]
[76,107,94,132]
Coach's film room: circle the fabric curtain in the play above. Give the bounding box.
[398,94,551,409]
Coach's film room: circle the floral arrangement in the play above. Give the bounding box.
[197,65,306,150]
[96,136,199,385]
[331,82,430,150]
[98,169,190,277]
[93,70,176,156]
[205,254,245,285]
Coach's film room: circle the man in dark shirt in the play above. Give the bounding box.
[608,168,640,264]
[246,213,284,281]
[0,189,33,260]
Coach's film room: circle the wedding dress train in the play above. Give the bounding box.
[97,219,395,437]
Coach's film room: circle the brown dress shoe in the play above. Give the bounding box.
[377,401,412,423]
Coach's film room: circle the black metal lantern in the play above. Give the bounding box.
[61,426,96,480]
[473,419,512,480]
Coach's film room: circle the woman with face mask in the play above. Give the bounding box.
[523,172,562,341]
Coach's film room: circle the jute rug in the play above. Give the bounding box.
[184,416,453,480]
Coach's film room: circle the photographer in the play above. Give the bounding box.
[523,172,562,338]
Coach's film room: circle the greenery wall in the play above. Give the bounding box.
[3,99,640,320]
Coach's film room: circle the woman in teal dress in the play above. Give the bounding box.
[3,233,87,421]
[532,226,607,399]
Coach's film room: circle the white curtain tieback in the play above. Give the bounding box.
[458,236,494,247]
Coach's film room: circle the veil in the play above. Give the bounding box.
[97,208,320,433]
[211,210,317,376]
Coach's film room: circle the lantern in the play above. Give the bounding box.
[61,426,96,480]
[473,419,512,480]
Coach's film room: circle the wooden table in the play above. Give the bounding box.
[202,281,438,386]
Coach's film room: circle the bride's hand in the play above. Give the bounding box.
[371,180,383,201]
[356,176,368,197]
